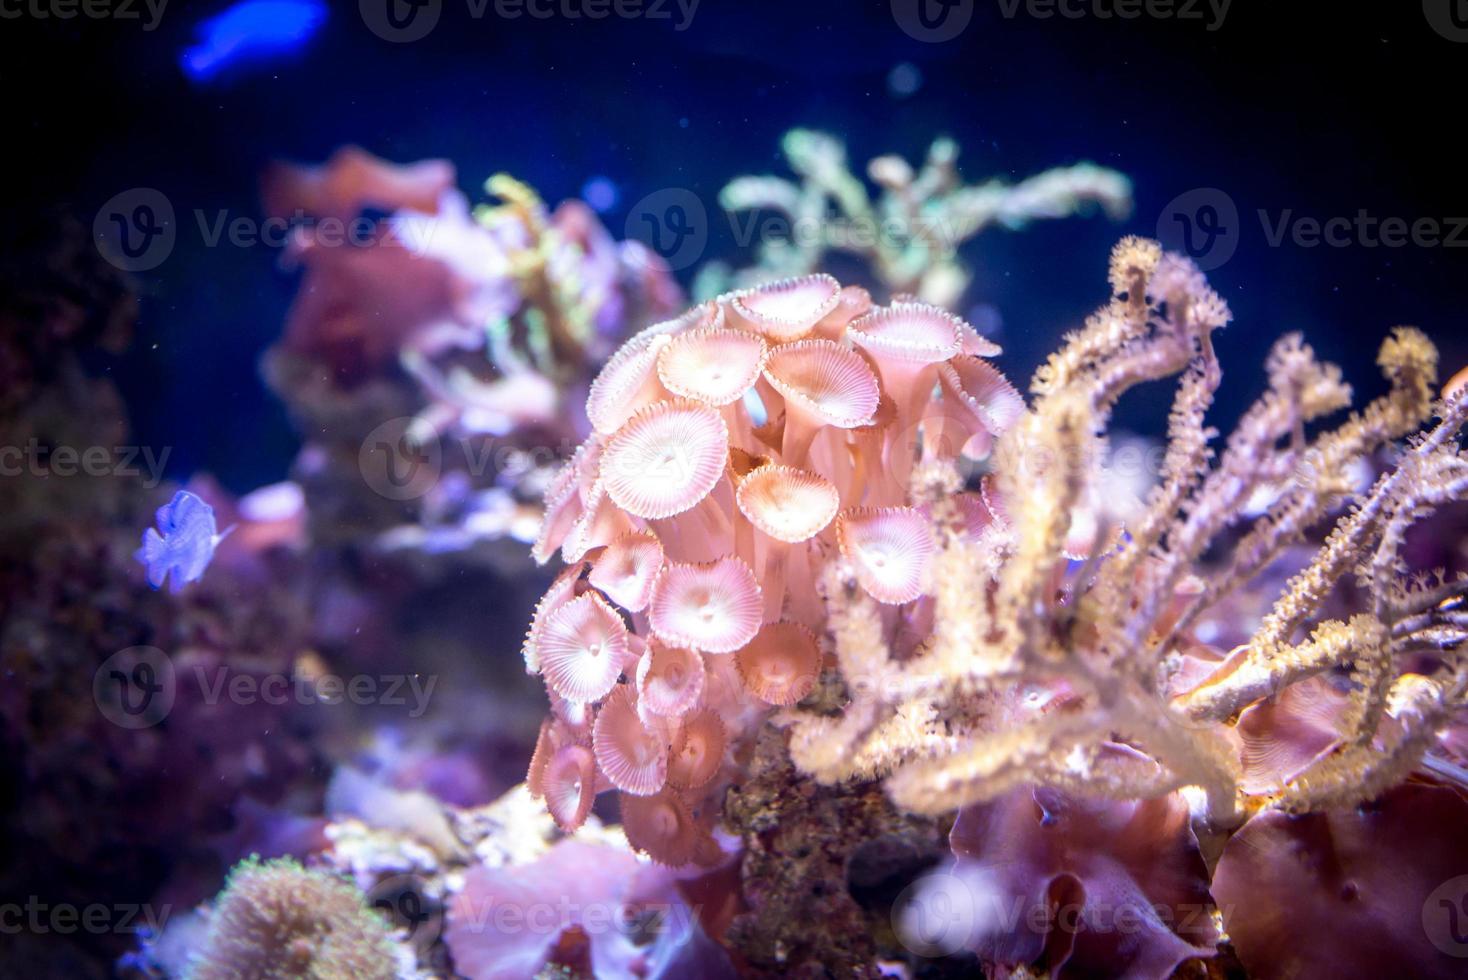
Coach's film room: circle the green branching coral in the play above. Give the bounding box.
[698,128,1132,307]
[188,857,399,980]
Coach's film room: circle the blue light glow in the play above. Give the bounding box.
[180,0,327,83]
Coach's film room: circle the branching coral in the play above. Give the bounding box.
[785,236,1468,829]
[700,129,1132,308]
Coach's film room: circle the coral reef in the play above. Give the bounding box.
[521,238,1468,977]
[699,129,1131,308]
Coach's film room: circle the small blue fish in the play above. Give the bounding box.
[180,0,328,84]
[136,491,232,592]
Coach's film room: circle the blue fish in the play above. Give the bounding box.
[180,0,328,83]
[136,491,232,592]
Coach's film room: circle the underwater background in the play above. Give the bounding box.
[10,0,1468,491]
[8,2,1468,978]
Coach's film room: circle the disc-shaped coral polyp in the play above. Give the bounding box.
[593,686,668,796]
[537,592,629,703]
[649,556,763,654]
[561,480,636,564]
[836,507,936,604]
[600,399,729,520]
[667,708,726,790]
[586,331,672,436]
[619,787,698,866]
[657,326,769,406]
[532,473,585,566]
[763,339,881,428]
[736,621,822,706]
[735,463,840,543]
[731,273,842,342]
[957,319,1003,357]
[526,718,557,797]
[589,531,664,612]
[522,562,585,674]
[635,642,705,717]
[940,354,1025,436]
[542,744,597,832]
[847,302,963,364]
[549,691,595,740]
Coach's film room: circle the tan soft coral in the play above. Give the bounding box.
[521,275,1021,864]
[791,237,1468,828]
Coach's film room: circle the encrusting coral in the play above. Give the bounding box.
[699,129,1132,309]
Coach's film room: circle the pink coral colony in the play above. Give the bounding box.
[524,274,1019,864]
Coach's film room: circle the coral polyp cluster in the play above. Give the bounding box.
[524,272,1023,863]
